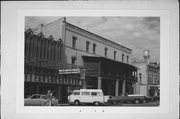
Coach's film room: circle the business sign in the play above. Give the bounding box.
[59,68,80,74]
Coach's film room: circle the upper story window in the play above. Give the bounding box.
[104,48,108,57]
[93,43,96,54]
[122,54,124,62]
[86,41,90,52]
[114,51,117,60]
[71,56,77,65]
[72,36,77,49]
[127,55,129,63]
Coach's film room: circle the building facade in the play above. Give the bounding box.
[24,30,82,102]
[133,62,160,96]
[25,18,138,102]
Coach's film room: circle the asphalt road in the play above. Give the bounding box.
[57,101,159,106]
[117,101,159,106]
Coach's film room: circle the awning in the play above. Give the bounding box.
[25,58,87,70]
[82,55,139,71]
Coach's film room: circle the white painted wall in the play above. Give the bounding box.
[38,19,133,67]
[64,27,132,66]
[140,85,148,96]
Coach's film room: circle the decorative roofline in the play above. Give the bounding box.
[25,28,63,47]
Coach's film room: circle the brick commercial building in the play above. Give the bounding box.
[25,18,138,102]
[133,51,160,96]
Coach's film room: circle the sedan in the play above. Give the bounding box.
[107,94,150,104]
[24,94,58,106]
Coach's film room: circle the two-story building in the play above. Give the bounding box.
[133,61,160,96]
[24,29,83,102]
[25,17,138,102]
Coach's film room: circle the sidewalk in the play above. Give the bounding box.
[57,103,70,106]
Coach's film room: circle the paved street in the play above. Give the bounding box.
[56,101,159,106]
[116,102,159,106]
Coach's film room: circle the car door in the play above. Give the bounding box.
[40,95,47,106]
[30,94,41,106]
[119,95,128,102]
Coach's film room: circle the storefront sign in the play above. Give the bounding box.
[59,68,80,74]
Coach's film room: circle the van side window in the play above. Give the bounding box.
[91,92,98,96]
[82,92,90,95]
[73,92,80,95]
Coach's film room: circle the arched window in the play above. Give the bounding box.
[30,35,34,58]
[58,43,62,62]
[36,38,40,58]
[48,41,52,61]
[51,42,54,61]
[53,42,56,61]
[40,39,44,59]
[43,39,47,60]
[25,33,29,57]
[55,43,58,62]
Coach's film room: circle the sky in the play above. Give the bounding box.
[25,16,160,62]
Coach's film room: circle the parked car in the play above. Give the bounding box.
[107,94,150,104]
[24,94,58,106]
[68,89,109,106]
[151,96,160,102]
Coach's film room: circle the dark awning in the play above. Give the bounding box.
[25,58,87,70]
[82,55,139,71]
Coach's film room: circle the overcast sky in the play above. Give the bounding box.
[25,16,160,62]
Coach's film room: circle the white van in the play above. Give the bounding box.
[68,89,109,106]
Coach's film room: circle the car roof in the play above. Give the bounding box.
[73,89,103,92]
[32,94,46,96]
[80,89,102,91]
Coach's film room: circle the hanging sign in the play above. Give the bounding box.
[59,68,80,74]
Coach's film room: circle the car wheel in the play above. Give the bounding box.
[113,101,118,105]
[74,100,80,106]
[94,102,100,106]
[42,100,48,106]
[134,99,140,104]
[143,100,146,103]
